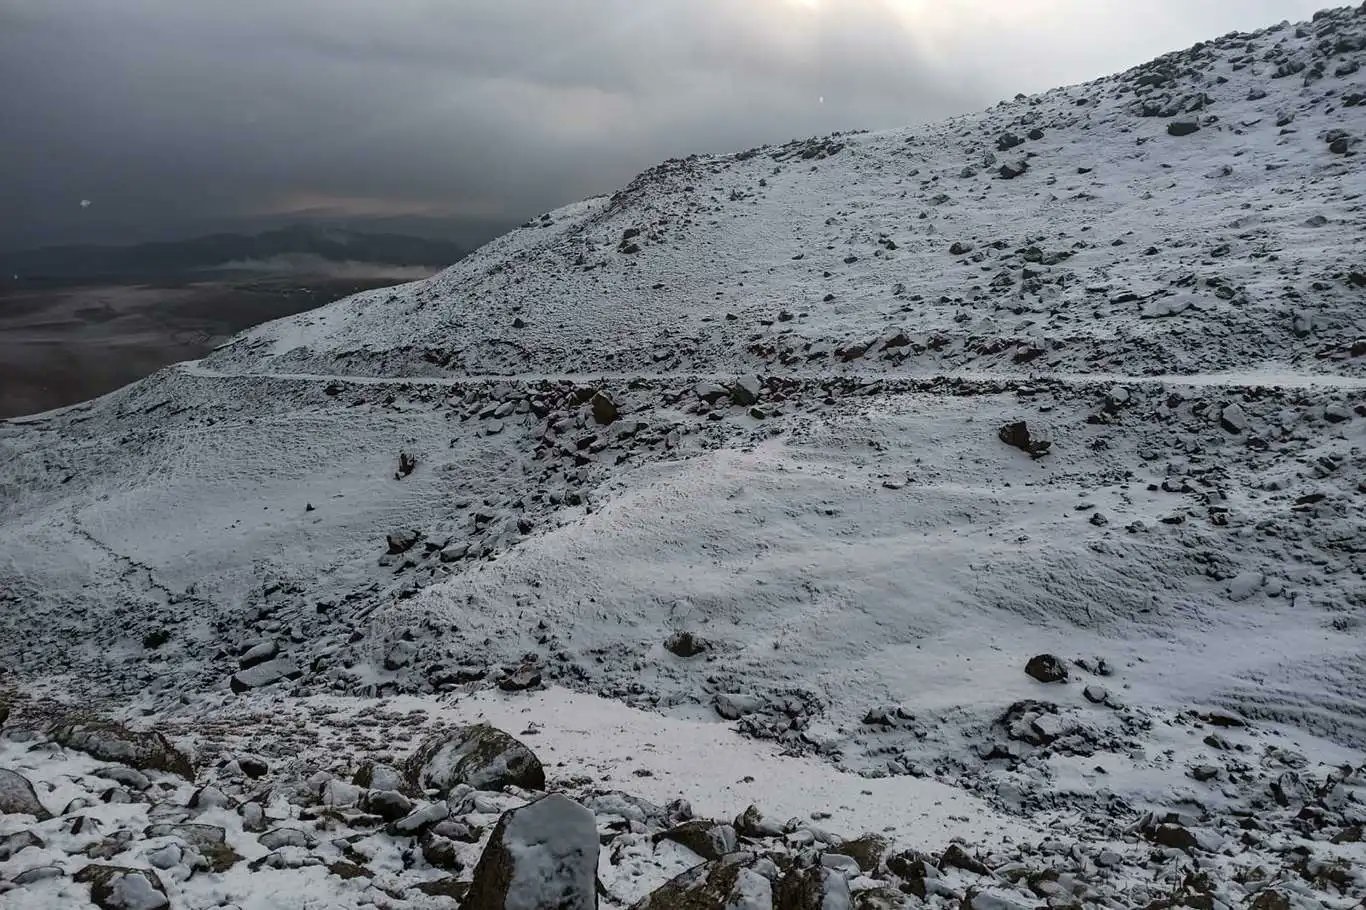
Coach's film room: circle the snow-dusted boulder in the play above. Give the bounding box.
[465,793,598,910]
[632,856,773,910]
[74,864,169,910]
[51,721,194,780]
[407,723,546,794]
[0,768,50,819]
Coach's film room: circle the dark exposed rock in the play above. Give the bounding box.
[387,529,422,554]
[591,391,620,425]
[1025,654,1069,683]
[998,159,1029,179]
[998,422,1051,458]
[835,833,889,872]
[1167,121,1201,136]
[664,631,708,658]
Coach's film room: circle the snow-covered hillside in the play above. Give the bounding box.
[2,6,1364,909]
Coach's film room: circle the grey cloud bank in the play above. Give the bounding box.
[0,0,1331,251]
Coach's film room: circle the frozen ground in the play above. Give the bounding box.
[1,5,1364,909]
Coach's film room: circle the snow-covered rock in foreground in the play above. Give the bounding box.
[2,4,1366,909]
[466,793,598,910]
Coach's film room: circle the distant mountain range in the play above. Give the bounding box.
[0,225,469,282]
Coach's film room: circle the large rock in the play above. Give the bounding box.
[774,865,850,910]
[998,159,1029,179]
[51,721,193,780]
[465,793,598,910]
[664,631,708,658]
[1025,654,1069,684]
[998,422,1051,458]
[632,856,772,910]
[0,768,50,819]
[74,865,169,910]
[407,724,545,794]
[144,822,240,872]
[229,658,301,694]
[730,376,763,407]
[590,391,620,425]
[0,829,44,861]
[387,529,422,554]
[694,381,729,405]
[653,821,738,861]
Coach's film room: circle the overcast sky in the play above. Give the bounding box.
[0,0,1331,251]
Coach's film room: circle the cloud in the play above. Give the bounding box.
[0,0,1330,250]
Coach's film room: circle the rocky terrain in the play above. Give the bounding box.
[1,5,1364,909]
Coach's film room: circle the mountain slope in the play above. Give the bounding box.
[206,11,1363,381]
[1,7,1365,910]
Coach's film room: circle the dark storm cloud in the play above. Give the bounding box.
[0,0,1331,250]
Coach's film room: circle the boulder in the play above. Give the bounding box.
[590,391,620,425]
[1219,403,1249,434]
[74,865,169,910]
[353,761,406,792]
[259,826,314,850]
[465,793,598,910]
[632,855,772,910]
[229,658,301,694]
[1025,654,1068,684]
[730,376,763,407]
[998,422,1051,458]
[143,823,239,872]
[998,160,1029,179]
[694,381,729,404]
[407,724,545,794]
[664,631,708,658]
[387,529,422,554]
[714,692,764,720]
[0,769,50,820]
[834,833,888,872]
[775,865,850,910]
[653,820,738,861]
[1140,295,1197,319]
[367,789,415,821]
[964,888,1036,910]
[51,721,193,780]
[0,829,44,861]
[392,800,452,836]
[237,639,279,670]
[734,804,783,838]
[1167,120,1200,136]
[498,664,543,692]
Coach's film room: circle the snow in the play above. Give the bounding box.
[439,687,1037,847]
